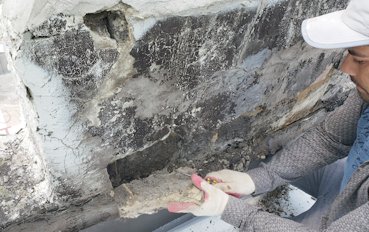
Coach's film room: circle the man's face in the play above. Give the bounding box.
[340,46,369,102]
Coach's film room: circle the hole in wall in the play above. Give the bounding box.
[83,10,129,42]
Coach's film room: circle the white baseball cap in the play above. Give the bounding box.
[302,0,369,49]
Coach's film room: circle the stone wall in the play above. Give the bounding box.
[0,0,352,230]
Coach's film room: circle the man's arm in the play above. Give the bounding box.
[221,197,369,232]
[247,90,364,195]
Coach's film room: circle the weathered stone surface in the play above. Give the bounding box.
[0,52,55,229]
[3,194,118,232]
[241,0,349,55]
[0,130,54,229]
[0,0,354,229]
[31,14,69,38]
[130,10,256,89]
[24,16,119,103]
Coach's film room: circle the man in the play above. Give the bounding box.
[168,0,369,231]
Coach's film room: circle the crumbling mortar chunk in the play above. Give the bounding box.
[113,167,203,218]
[258,185,291,216]
[113,167,267,219]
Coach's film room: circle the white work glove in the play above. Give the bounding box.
[167,174,229,216]
[205,169,256,198]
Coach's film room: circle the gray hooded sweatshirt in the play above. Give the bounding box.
[221,90,369,231]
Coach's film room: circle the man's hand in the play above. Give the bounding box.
[167,174,229,216]
[205,169,256,197]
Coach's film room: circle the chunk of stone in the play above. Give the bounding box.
[113,167,203,218]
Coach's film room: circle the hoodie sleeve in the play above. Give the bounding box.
[248,90,364,195]
[221,197,369,232]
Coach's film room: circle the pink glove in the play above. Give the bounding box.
[167,174,229,216]
[205,169,256,198]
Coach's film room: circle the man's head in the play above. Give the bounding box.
[302,0,369,102]
[341,46,369,102]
